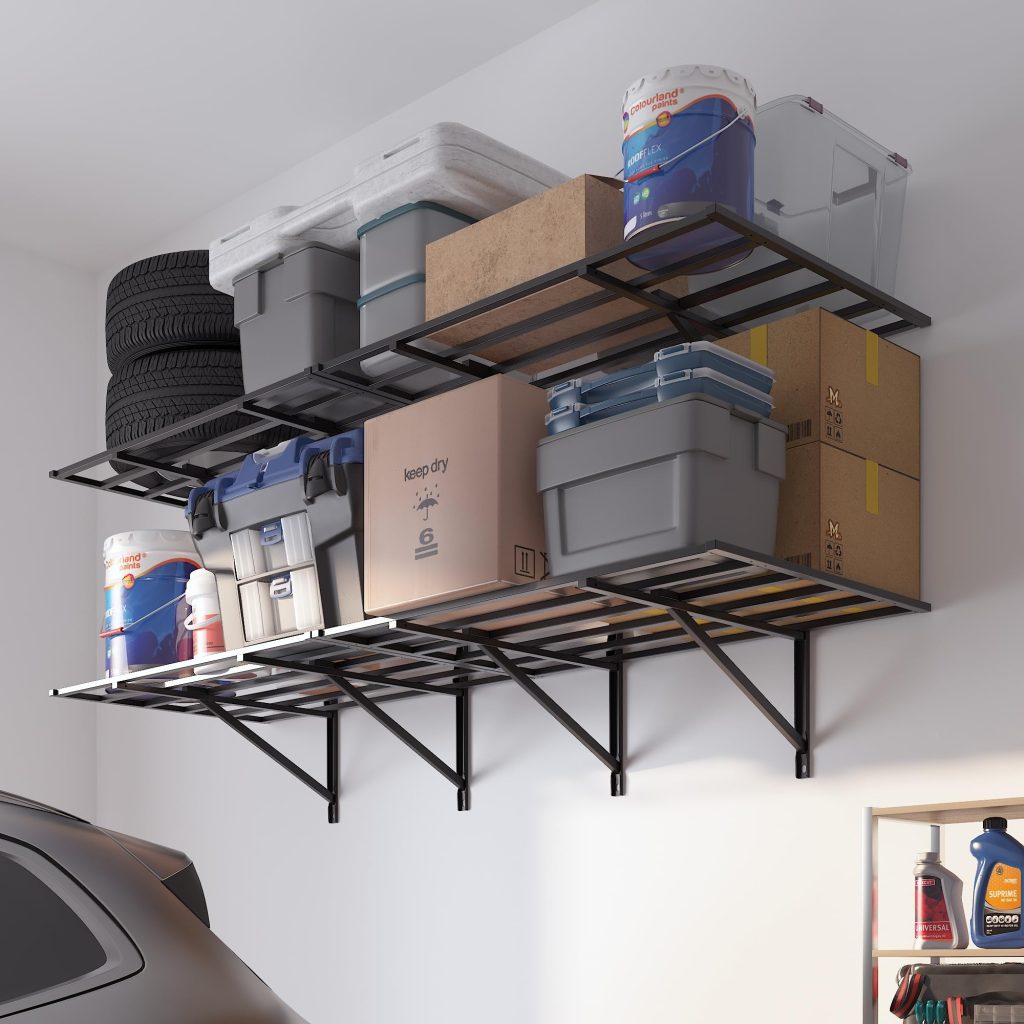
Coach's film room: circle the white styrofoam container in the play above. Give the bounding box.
[209,123,565,294]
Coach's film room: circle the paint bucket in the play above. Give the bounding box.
[102,531,200,677]
[622,65,756,272]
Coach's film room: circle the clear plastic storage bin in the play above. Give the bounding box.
[755,94,910,291]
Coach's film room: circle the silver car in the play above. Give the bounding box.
[0,791,306,1022]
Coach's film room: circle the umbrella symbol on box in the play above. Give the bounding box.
[414,487,439,521]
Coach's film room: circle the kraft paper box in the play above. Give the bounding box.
[776,442,920,599]
[424,174,686,374]
[717,308,920,480]
[364,375,550,616]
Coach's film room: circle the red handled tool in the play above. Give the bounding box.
[890,969,925,1018]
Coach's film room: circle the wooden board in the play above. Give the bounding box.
[873,798,1024,824]
[874,948,1024,958]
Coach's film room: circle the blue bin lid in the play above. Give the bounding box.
[186,428,363,513]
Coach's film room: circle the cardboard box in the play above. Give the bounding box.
[364,375,550,616]
[776,442,920,598]
[717,308,920,479]
[424,174,686,374]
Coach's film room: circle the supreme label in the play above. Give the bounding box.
[984,862,1022,936]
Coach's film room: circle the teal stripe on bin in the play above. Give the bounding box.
[356,201,477,239]
[356,273,426,308]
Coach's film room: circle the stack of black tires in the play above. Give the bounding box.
[104,251,245,461]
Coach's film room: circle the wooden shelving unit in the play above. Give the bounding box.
[865,799,1024,1022]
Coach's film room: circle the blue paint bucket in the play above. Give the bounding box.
[102,531,200,677]
[622,66,756,272]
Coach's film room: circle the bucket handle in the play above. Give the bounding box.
[622,111,747,184]
[184,613,223,632]
[100,592,187,639]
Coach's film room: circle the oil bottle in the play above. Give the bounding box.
[914,851,968,949]
[970,816,1024,948]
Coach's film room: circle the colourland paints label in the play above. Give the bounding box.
[984,862,1023,936]
[915,875,953,942]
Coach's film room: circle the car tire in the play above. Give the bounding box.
[105,348,289,482]
[105,251,237,372]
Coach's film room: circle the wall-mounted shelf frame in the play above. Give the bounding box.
[51,204,930,508]
[51,205,931,820]
[55,544,928,819]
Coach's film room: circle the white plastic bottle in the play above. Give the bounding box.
[915,851,969,949]
[184,569,225,661]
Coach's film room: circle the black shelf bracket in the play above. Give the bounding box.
[586,581,812,779]
[196,692,342,822]
[477,641,626,797]
[247,654,471,814]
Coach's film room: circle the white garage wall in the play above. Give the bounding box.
[91,1,1024,1021]
[0,241,98,818]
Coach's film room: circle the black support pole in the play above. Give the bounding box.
[456,645,471,812]
[456,689,471,811]
[609,636,625,797]
[794,632,811,780]
[327,699,341,823]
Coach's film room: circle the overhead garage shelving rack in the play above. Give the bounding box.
[53,205,930,506]
[51,206,931,820]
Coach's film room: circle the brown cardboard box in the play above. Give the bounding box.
[776,442,920,598]
[424,174,685,373]
[717,308,920,479]
[364,375,550,616]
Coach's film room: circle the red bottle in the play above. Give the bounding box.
[915,851,968,949]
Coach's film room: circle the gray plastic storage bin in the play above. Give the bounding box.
[233,243,359,392]
[358,276,425,346]
[187,431,364,650]
[358,202,474,293]
[358,276,458,394]
[537,393,786,576]
[356,204,475,394]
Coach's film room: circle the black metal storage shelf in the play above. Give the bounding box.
[52,207,932,820]
[54,543,929,820]
[52,205,930,507]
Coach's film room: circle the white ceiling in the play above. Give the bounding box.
[0,0,595,270]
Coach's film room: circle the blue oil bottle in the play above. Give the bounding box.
[970,817,1024,948]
